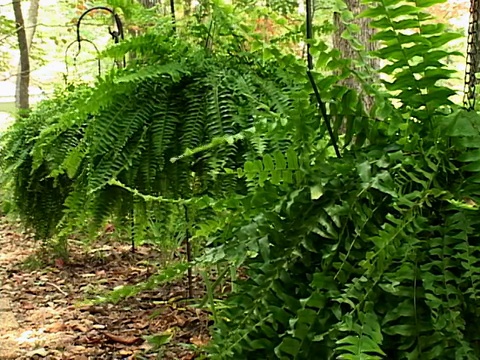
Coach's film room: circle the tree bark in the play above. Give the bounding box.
[333,0,378,110]
[138,0,157,9]
[25,0,39,50]
[15,0,39,106]
[12,0,30,111]
[184,0,191,17]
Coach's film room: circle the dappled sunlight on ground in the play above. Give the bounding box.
[0,218,209,359]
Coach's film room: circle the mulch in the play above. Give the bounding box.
[0,218,210,359]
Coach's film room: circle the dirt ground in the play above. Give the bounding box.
[0,218,209,359]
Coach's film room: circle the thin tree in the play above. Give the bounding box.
[11,0,30,111]
[184,0,191,16]
[14,0,40,109]
[333,0,378,110]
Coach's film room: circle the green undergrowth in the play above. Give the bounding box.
[87,262,190,305]
[1,0,479,359]
[194,0,480,359]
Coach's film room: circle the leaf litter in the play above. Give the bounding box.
[0,218,209,359]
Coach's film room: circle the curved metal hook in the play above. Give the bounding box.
[64,38,102,82]
[76,6,125,67]
[77,6,124,44]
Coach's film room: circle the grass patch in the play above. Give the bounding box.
[0,102,16,114]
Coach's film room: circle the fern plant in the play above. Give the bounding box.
[0,85,93,239]
[193,0,480,359]
[3,1,479,359]
[0,14,307,247]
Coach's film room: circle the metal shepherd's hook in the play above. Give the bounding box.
[305,0,341,158]
[65,38,102,80]
[76,6,126,68]
[464,0,479,110]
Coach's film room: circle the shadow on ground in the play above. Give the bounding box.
[0,218,209,359]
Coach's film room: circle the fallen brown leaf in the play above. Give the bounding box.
[118,349,133,355]
[0,219,209,360]
[45,322,66,333]
[134,321,149,330]
[174,314,187,327]
[55,258,65,269]
[181,354,196,360]
[83,335,103,344]
[73,356,89,360]
[25,348,49,357]
[190,335,209,347]
[104,332,143,345]
[72,323,89,332]
[22,302,35,310]
[67,345,87,354]
[78,305,108,315]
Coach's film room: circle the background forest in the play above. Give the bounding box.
[1,0,480,359]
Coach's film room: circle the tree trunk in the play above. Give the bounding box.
[333,0,378,110]
[25,0,39,50]
[184,0,191,17]
[138,0,157,9]
[15,0,39,109]
[12,0,30,111]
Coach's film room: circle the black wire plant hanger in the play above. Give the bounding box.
[464,0,480,110]
[305,0,341,158]
[64,6,125,82]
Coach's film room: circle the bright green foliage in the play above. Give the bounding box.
[365,0,462,125]
[1,0,479,358]
[0,86,92,238]
[233,0,299,14]
[192,0,480,359]
[0,15,16,71]
[0,13,306,242]
[91,262,189,304]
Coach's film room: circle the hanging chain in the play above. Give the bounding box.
[464,0,480,110]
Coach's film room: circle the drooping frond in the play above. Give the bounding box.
[0,31,311,240]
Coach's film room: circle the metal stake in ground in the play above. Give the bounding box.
[464,0,480,110]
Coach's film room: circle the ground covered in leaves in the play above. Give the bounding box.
[0,218,209,359]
